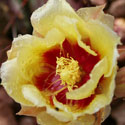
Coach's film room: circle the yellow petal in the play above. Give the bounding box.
[68,114,95,125]
[31,0,80,37]
[37,110,95,125]
[46,107,73,122]
[54,15,80,42]
[33,28,65,46]
[1,59,33,106]
[37,111,66,125]
[87,21,119,76]
[77,5,114,29]
[66,57,107,100]
[6,35,47,82]
[100,67,117,100]
[78,40,97,56]
[22,85,46,107]
[44,28,65,47]
[53,97,70,114]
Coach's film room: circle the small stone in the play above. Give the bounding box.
[112,102,125,125]
[115,67,125,98]
[114,18,125,44]
[90,0,106,5]
[19,116,37,125]
[118,46,125,67]
[0,100,17,125]
[66,0,84,10]
[0,87,14,105]
[108,0,125,17]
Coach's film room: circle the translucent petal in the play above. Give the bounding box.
[66,57,107,100]
[37,111,66,125]
[77,5,114,29]
[54,15,80,42]
[44,28,65,46]
[46,107,73,122]
[34,28,65,46]
[68,114,95,125]
[22,85,46,107]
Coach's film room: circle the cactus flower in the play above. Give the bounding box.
[0,0,120,124]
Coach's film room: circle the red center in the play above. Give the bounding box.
[35,39,100,109]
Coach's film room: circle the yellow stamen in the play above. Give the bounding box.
[56,57,82,91]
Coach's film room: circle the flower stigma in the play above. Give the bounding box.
[56,56,83,91]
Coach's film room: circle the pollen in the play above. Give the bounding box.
[56,57,82,91]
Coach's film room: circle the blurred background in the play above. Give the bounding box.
[0,0,125,125]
